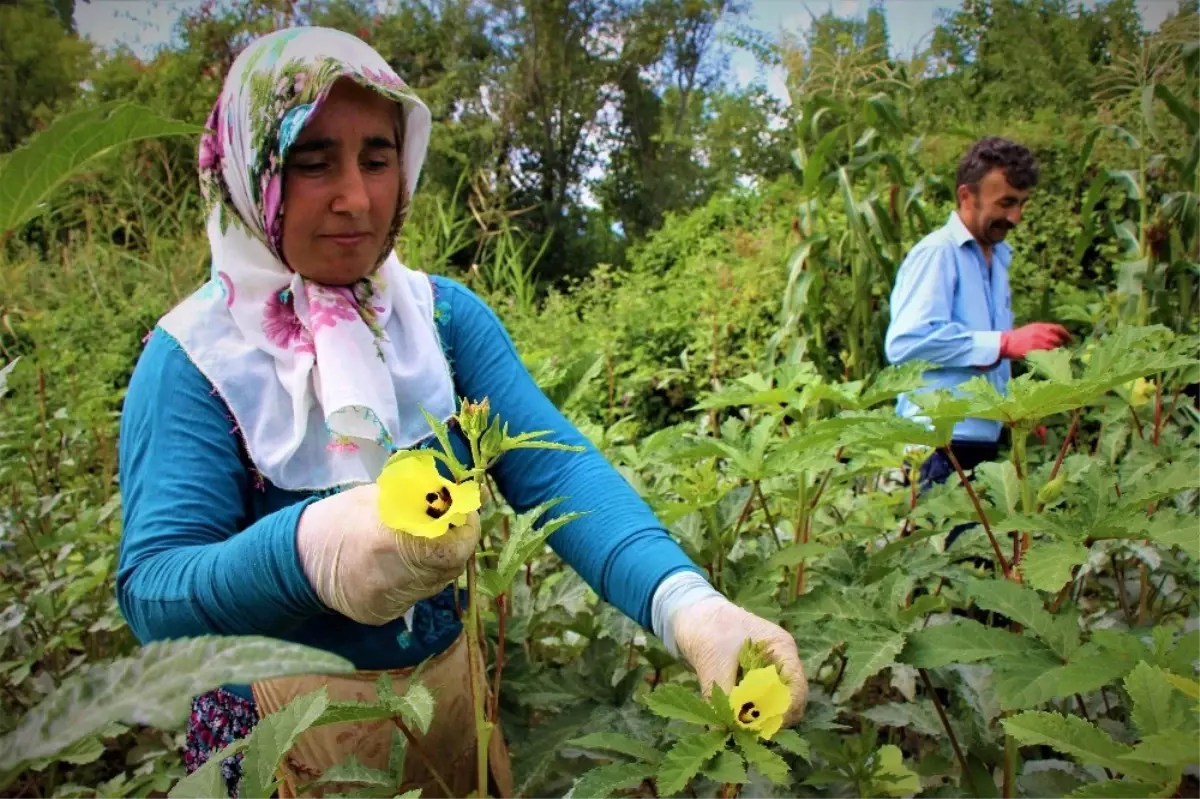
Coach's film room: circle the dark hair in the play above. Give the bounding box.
[955,137,1039,194]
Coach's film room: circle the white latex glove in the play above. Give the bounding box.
[673,594,808,726]
[295,483,479,626]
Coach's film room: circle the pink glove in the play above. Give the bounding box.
[1000,323,1071,360]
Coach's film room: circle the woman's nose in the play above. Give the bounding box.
[331,166,370,215]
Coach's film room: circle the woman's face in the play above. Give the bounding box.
[280,77,403,286]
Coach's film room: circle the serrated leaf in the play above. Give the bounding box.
[1123,731,1200,767]
[392,681,435,736]
[1143,512,1200,560]
[478,499,586,597]
[871,744,922,797]
[862,702,945,738]
[168,740,250,798]
[709,683,738,729]
[1066,779,1177,798]
[901,618,1046,668]
[967,579,1079,659]
[1002,711,1163,782]
[566,733,662,765]
[994,639,1138,711]
[1125,662,1194,739]
[240,688,330,798]
[1020,541,1088,592]
[835,631,906,702]
[771,729,810,759]
[734,731,790,784]
[0,103,207,235]
[765,542,830,570]
[896,594,948,626]
[314,755,394,787]
[642,684,724,727]
[571,762,656,799]
[1027,348,1075,382]
[702,750,748,784]
[1163,672,1199,701]
[313,701,395,727]
[0,636,353,772]
[656,731,730,795]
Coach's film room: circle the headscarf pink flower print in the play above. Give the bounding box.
[263,289,314,354]
[307,285,360,334]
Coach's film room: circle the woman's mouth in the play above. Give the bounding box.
[323,233,370,246]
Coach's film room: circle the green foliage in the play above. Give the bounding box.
[3,1,1199,796]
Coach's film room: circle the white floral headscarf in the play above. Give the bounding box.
[158,26,456,492]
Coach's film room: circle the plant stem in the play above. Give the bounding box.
[919,668,976,796]
[1127,404,1145,439]
[1003,732,1016,799]
[1111,554,1134,624]
[392,717,456,798]
[465,557,492,798]
[1152,375,1164,445]
[943,447,1013,578]
[1137,563,1150,626]
[1011,427,1035,566]
[792,472,810,600]
[753,480,782,553]
[490,593,507,723]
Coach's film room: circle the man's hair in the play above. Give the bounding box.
[955,137,1039,194]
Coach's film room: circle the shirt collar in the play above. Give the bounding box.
[946,210,1012,265]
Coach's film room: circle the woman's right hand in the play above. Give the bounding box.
[296,484,479,625]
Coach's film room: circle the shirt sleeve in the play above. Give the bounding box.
[116,330,327,644]
[436,277,704,629]
[884,243,1001,369]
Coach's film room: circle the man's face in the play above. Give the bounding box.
[959,168,1031,246]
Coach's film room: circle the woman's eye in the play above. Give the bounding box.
[291,162,327,174]
[364,159,390,171]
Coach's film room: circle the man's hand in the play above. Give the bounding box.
[672,596,808,726]
[1000,323,1071,360]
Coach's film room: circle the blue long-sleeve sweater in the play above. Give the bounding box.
[116,275,702,700]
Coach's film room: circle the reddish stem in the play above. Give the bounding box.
[943,447,1013,579]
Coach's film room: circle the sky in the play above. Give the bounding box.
[75,0,1182,107]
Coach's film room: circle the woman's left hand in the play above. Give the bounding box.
[672,595,808,726]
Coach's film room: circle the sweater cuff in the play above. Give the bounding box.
[267,496,328,618]
[650,570,723,657]
[970,330,1002,367]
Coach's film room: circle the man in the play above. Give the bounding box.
[885,136,1070,496]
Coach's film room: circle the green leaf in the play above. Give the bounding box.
[994,637,1138,711]
[313,755,394,787]
[1019,541,1088,593]
[1026,349,1075,383]
[1125,662,1194,740]
[1123,731,1200,768]
[0,636,353,772]
[1067,779,1177,798]
[709,683,738,729]
[313,701,395,727]
[1154,83,1199,135]
[566,733,662,765]
[240,688,330,799]
[571,762,656,799]
[1143,511,1200,560]
[734,731,790,784]
[862,702,945,738]
[900,618,1045,668]
[1002,711,1163,782]
[642,684,724,727]
[478,499,587,597]
[771,729,811,760]
[967,579,1079,659]
[836,631,906,702]
[656,731,729,795]
[392,681,435,736]
[702,750,748,784]
[169,740,250,798]
[0,103,207,236]
[896,594,949,626]
[870,745,922,797]
[765,542,830,570]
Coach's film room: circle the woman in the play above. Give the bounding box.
[116,26,806,798]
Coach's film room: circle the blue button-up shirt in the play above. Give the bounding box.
[885,211,1014,443]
